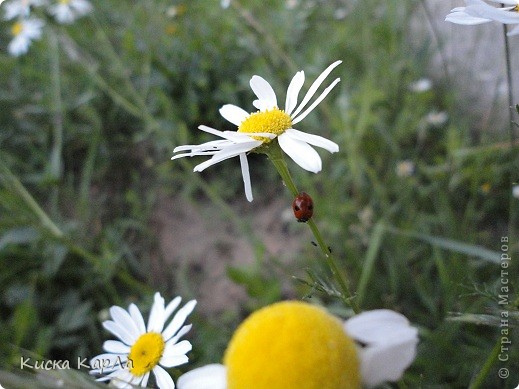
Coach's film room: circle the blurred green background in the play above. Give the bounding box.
[0,0,518,387]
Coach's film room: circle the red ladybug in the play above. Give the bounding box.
[292,192,314,223]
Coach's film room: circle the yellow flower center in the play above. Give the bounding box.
[224,301,361,389]
[128,332,165,376]
[11,22,24,37]
[59,0,71,4]
[237,108,292,143]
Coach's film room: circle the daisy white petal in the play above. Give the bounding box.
[48,0,92,24]
[103,320,137,346]
[147,292,166,333]
[140,372,150,388]
[292,77,340,125]
[161,340,192,367]
[153,365,176,389]
[173,139,230,154]
[285,70,305,115]
[96,369,134,386]
[95,369,124,382]
[171,150,219,159]
[278,133,322,173]
[103,340,131,354]
[164,296,182,323]
[162,300,197,341]
[177,364,227,389]
[129,303,146,334]
[220,104,250,126]
[250,75,277,110]
[111,369,137,388]
[446,0,519,28]
[90,353,128,374]
[344,309,415,344]
[488,0,518,4]
[110,306,140,339]
[198,125,255,143]
[162,355,190,369]
[290,60,342,119]
[284,128,339,153]
[163,339,193,358]
[3,0,41,20]
[168,324,193,346]
[359,336,418,388]
[344,309,419,388]
[192,141,260,172]
[466,3,519,24]
[240,153,253,202]
[198,125,237,140]
[445,12,491,25]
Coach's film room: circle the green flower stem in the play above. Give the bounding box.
[266,144,359,313]
[0,161,102,268]
[49,31,64,217]
[503,21,515,143]
[0,161,63,239]
[502,24,517,261]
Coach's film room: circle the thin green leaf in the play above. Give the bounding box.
[386,227,501,264]
[356,221,386,306]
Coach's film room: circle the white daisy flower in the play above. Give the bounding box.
[7,18,44,57]
[396,160,415,178]
[48,0,92,24]
[90,292,197,389]
[409,78,432,93]
[177,301,419,389]
[3,0,45,20]
[172,61,341,202]
[446,0,519,36]
[513,184,519,199]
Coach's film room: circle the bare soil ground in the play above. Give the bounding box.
[153,193,307,316]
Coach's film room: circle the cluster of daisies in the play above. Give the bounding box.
[84,59,423,388]
[91,293,418,389]
[2,0,92,56]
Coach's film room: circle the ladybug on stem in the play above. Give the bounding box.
[292,192,314,223]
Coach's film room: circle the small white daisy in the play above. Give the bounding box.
[172,61,341,202]
[513,184,519,199]
[3,0,45,20]
[48,0,92,24]
[446,0,519,36]
[177,302,419,389]
[7,18,44,56]
[409,78,432,93]
[396,160,415,178]
[90,292,197,389]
